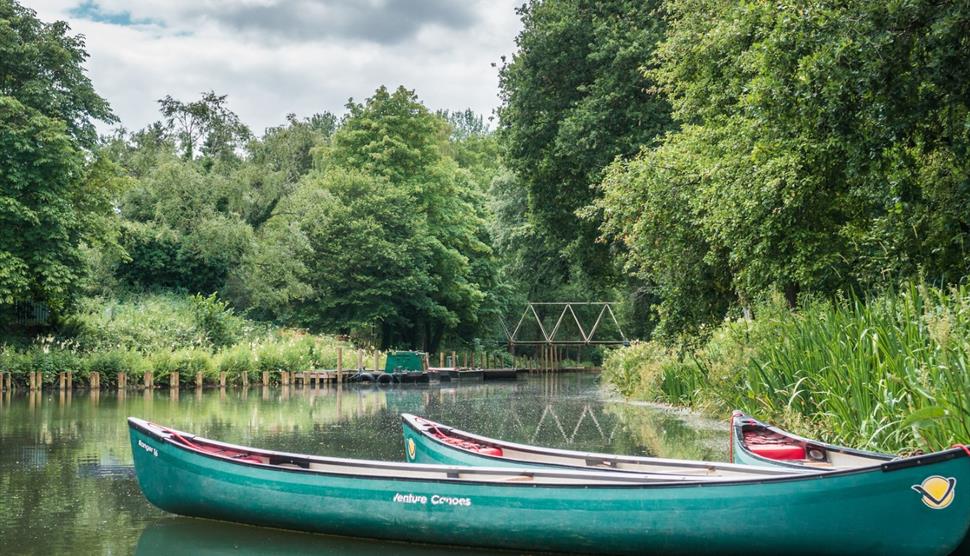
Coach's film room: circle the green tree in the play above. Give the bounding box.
[116,155,253,294]
[498,0,672,286]
[232,112,337,228]
[0,1,116,318]
[287,86,498,350]
[597,0,970,338]
[158,91,250,164]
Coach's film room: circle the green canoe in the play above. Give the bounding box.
[401,413,800,478]
[729,412,970,555]
[729,411,896,471]
[130,417,970,555]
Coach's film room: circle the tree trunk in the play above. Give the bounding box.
[783,282,799,309]
[428,323,445,354]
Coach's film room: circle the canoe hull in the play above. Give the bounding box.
[131,420,970,556]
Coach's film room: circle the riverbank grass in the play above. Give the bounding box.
[0,292,356,388]
[604,284,970,453]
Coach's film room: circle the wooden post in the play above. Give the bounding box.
[196,372,203,388]
[356,349,363,370]
[337,347,343,384]
[219,372,227,388]
[118,372,126,390]
[58,372,65,391]
[242,371,249,387]
[439,352,444,368]
[144,370,153,389]
[170,372,179,389]
[67,371,73,390]
[262,371,269,386]
[283,371,290,386]
[424,353,430,372]
[462,352,467,369]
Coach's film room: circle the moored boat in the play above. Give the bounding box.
[729,411,896,470]
[401,413,800,478]
[130,417,970,555]
[729,411,970,554]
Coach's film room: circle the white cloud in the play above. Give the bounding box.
[22,0,522,135]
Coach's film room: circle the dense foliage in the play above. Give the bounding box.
[0,1,117,317]
[91,80,508,350]
[0,292,356,387]
[596,0,970,339]
[498,0,673,293]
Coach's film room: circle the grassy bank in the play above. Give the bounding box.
[603,284,970,453]
[0,292,358,388]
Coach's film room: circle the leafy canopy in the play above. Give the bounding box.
[0,1,116,317]
[597,0,970,340]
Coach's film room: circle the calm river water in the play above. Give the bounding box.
[0,372,728,555]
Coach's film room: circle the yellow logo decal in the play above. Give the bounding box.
[407,438,416,460]
[912,476,956,510]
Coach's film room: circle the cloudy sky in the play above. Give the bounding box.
[25,0,523,135]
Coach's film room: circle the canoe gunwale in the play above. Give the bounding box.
[402,413,967,481]
[401,413,799,476]
[131,417,968,490]
[129,417,778,487]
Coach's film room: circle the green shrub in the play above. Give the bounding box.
[1,293,352,389]
[191,293,243,348]
[84,349,148,384]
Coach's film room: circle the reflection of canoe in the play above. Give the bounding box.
[401,413,797,478]
[130,417,970,555]
[134,518,501,556]
[729,411,895,471]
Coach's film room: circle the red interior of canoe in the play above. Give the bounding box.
[743,429,806,460]
[163,427,265,463]
[415,418,504,457]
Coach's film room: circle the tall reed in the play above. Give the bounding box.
[604,283,970,452]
